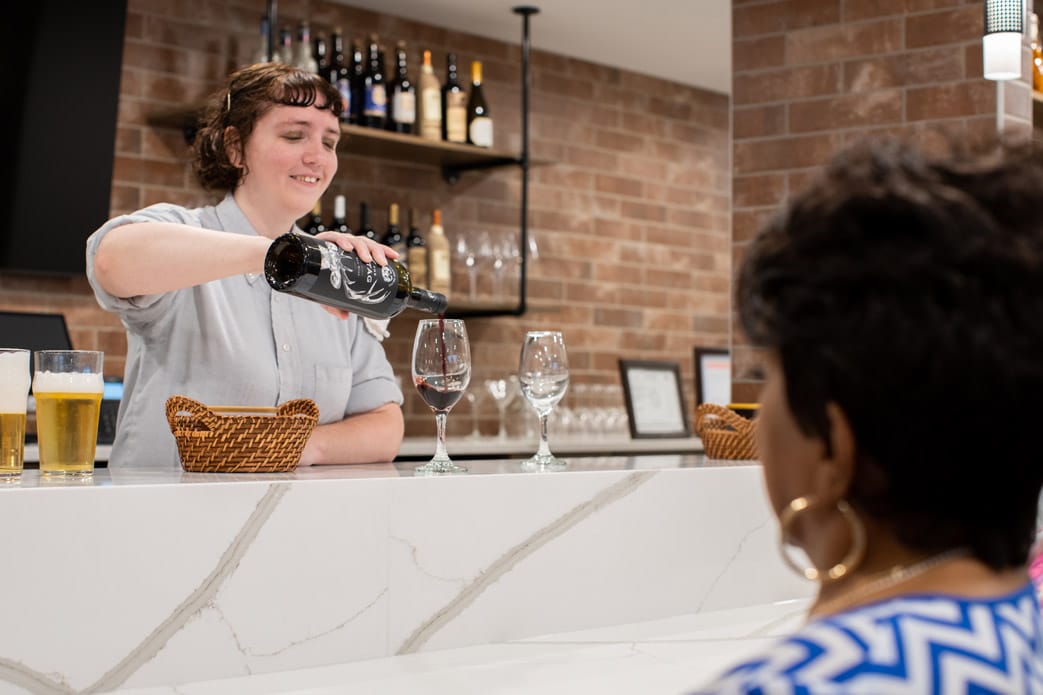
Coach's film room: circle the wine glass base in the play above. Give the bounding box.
[415,458,468,474]
[521,454,567,471]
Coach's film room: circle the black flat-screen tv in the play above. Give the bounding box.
[2,1,127,275]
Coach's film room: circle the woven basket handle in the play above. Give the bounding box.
[165,395,224,432]
[695,403,754,436]
[276,399,319,420]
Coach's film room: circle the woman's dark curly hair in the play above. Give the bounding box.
[193,63,343,192]
[737,138,1043,570]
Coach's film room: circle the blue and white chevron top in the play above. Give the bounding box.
[697,582,1043,694]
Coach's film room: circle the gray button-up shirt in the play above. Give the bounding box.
[86,194,403,470]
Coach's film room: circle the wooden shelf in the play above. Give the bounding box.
[148,104,526,178]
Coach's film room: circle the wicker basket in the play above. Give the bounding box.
[695,403,759,460]
[165,396,319,473]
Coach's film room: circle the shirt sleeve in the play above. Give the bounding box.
[85,203,197,326]
[344,322,404,416]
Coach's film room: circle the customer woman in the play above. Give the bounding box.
[697,139,1043,692]
[88,63,404,470]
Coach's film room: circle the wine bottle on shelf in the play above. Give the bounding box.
[303,201,326,236]
[252,15,272,64]
[441,53,467,143]
[327,31,352,122]
[406,208,428,289]
[293,22,318,73]
[382,203,408,260]
[427,209,451,299]
[330,195,352,234]
[265,234,448,319]
[349,39,366,125]
[278,26,293,65]
[1033,13,1043,93]
[361,35,387,129]
[358,202,377,241]
[417,49,442,141]
[386,41,416,134]
[313,32,329,78]
[466,60,493,148]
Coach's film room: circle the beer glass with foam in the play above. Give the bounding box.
[33,350,103,477]
[0,349,30,478]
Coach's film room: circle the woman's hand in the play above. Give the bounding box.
[312,232,400,319]
[315,231,398,265]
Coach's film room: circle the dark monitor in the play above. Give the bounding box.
[0,311,74,373]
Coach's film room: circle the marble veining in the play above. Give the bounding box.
[395,471,658,655]
[694,516,771,613]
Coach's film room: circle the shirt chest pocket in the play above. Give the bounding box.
[312,364,354,423]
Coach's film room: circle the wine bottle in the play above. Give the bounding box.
[441,53,467,143]
[252,15,272,65]
[303,201,326,235]
[265,234,448,319]
[278,26,293,65]
[386,41,416,134]
[358,202,377,241]
[330,195,352,234]
[293,22,318,73]
[382,203,407,260]
[466,60,493,148]
[313,32,329,78]
[349,39,366,125]
[417,49,442,141]
[328,31,352,122]
[361,35,387,129]
[406,208,428,289]
[427,209,451,299]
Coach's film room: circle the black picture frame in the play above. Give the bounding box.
[693,348,730,406]
[618,360,691,438]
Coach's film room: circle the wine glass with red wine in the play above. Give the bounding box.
[412,318,471,473]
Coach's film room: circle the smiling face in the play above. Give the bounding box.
[232,104,340,237]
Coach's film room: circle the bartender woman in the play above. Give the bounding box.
[87,63,403,470]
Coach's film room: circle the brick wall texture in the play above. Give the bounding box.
[730,0,1033,403]
[0,0,731,438]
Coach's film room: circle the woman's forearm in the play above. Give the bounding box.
[302,402,405,465]
[93,222,271,298]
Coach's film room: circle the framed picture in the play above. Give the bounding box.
[694,348,731,406]
[618,360,691,438]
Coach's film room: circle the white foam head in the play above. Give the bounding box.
[33,371,104,395]
[0,351,31,413]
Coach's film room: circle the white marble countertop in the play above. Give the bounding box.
[115,599,809,694]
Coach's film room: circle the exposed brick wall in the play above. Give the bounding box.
[1,0,731,438]
[730,0,1033,403]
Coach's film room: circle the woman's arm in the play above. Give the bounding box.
[299,402,404,465]
[93,222,271,298]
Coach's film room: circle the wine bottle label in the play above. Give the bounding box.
[430,248,451,290]
[364,83,387,117]
[336,79,352,117]
[392,91,416,123]
[469,117,493,147]
[409,247,428,287]
[422,89,441,119]
[447,107,467,142]
[317,240,396,308]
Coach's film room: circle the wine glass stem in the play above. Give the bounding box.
[536,412,552,458]
[497,403,507,438]
[468,270,478,300]
[434,411,449,460]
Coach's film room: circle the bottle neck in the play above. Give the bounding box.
[407,287,448,314]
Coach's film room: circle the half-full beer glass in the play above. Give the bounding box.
[0,349,30,478]
[33,350,103,477]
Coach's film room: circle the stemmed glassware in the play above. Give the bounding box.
[518,331,570,469]
[454,233,480,302]
[412,319,471,474]
[485,376,519,439]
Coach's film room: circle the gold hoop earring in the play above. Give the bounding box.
[778,496,866,583]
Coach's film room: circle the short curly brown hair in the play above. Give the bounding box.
[192,63,344,192]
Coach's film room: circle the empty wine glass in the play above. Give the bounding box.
[518,331,569,469]
[485,376,519,439]
[412,318,471,474]
[454,233,479,301]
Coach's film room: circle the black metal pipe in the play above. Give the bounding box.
[266,0,278,62]
[512,6,538,317]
